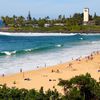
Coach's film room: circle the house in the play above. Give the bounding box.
[44,24,51,27]
[54,23,64,26]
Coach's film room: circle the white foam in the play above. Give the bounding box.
[3,51,12,56]
[56,44,62,47]
[0,32,11,36]
[81,33,100,36]
[0,32,76,36]
[80,38,83,40]
[1,51,16,56]
[25,49,32,52]
[91,41,99,44]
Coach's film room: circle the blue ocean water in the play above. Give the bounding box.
[0,33,100,75]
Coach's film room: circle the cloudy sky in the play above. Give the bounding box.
[0,0,99,18]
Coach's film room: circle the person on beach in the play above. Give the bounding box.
[56,69,60,73]
[45,64,46,68]
[72,58,74,60]
[20,68,22,73]
[2,74,5,77]
[37,66,39,68]
[68,63,72,68]
[20,68,25,78]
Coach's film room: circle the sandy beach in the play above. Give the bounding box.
[0,51,100,93]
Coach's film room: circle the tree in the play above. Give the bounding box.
[16,16,25,27]
[58,15,62,20]
[25,89,38,100]
[94,16,100,25]
[72,13,83,25]
[58,73,100,100]
[27,11,32,21]
[45,16,50,20]
[19,88,28,100]
[94,12,97,18]
[38,18,46,27]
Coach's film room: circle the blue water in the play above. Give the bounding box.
[0,34,84,55]
[0,33,100,75]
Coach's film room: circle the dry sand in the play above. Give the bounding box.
[0,51,100,93]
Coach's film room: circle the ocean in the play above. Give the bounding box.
[0,32,100,75]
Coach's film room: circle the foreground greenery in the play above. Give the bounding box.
[0,85,60,100]
[1,12,100,33]
[58,73,100,100]
[0,73,100,100]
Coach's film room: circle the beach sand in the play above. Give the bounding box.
[0,51,100,93]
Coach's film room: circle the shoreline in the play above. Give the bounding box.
[0,51,100,93]
[0,31,100,37]
[0,29,100,34]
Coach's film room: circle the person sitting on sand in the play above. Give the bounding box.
[56,69,60,73]
[67,63,73,68]
[51,69,54,73]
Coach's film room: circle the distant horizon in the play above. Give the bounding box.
[0,0,99,19]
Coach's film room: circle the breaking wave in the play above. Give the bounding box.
[0,44,63,56]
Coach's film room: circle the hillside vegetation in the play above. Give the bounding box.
[1,13,100,33]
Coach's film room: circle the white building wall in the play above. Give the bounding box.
[83,8,89,22]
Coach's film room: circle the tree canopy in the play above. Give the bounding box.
[0,73,100,100]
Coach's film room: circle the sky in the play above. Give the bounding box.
[0,0,100,18]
